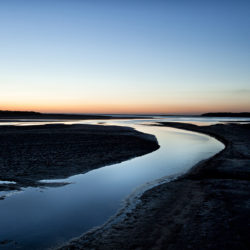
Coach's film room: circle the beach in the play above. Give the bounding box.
[59,122,250,250]
[1,0,249,248]
[0,124,159,196]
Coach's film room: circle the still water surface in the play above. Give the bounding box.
[0,120,224,249]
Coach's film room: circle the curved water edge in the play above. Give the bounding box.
[56,125,226,249]
[64,172,182,248]
[0,121,224,250]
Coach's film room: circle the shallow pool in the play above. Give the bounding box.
[0,121,224,249]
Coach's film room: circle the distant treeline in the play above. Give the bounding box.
[0,110,110,119]
[202,112,250,117]
[0,110,41,116]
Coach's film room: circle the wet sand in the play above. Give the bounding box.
[0,124,159,195]
[59,122,250,250]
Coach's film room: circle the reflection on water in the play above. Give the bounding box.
[0,181,16,185]
[0,120,224,249]
[0,115,250,127]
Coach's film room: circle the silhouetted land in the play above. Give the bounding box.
[0,110,112,119]
[60,122,250,250]
[0,110,151,120]
[202,112,250,117]
[0,124,159,196]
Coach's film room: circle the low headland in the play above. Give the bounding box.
[202,112,250,117]
[0,110,150,120]
[59,122,250,250]
[0,110,111,120]
[0,124,159,196]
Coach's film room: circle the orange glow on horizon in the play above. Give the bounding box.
[1,102,249,115]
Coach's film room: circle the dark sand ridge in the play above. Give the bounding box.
[0,124,159,195]
[0,110,152,120]
[59,122,250,250]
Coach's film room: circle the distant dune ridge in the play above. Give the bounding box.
[1,110,250,118]
[0,110,150,120]
[202,112,250,117]
[0,110,40,116]
[0,110,111,119]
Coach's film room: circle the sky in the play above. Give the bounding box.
[0,0,249,114]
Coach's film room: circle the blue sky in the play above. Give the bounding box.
[0,0,249,113]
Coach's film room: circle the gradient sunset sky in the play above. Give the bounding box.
[0,0,249,114]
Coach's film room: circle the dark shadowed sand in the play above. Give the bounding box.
[59,123,250,250]
[0,124,159,194]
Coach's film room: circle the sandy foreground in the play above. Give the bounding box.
[0,124,159,196]
[59,122,250,250]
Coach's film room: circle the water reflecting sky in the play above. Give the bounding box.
[0,120,224,249]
